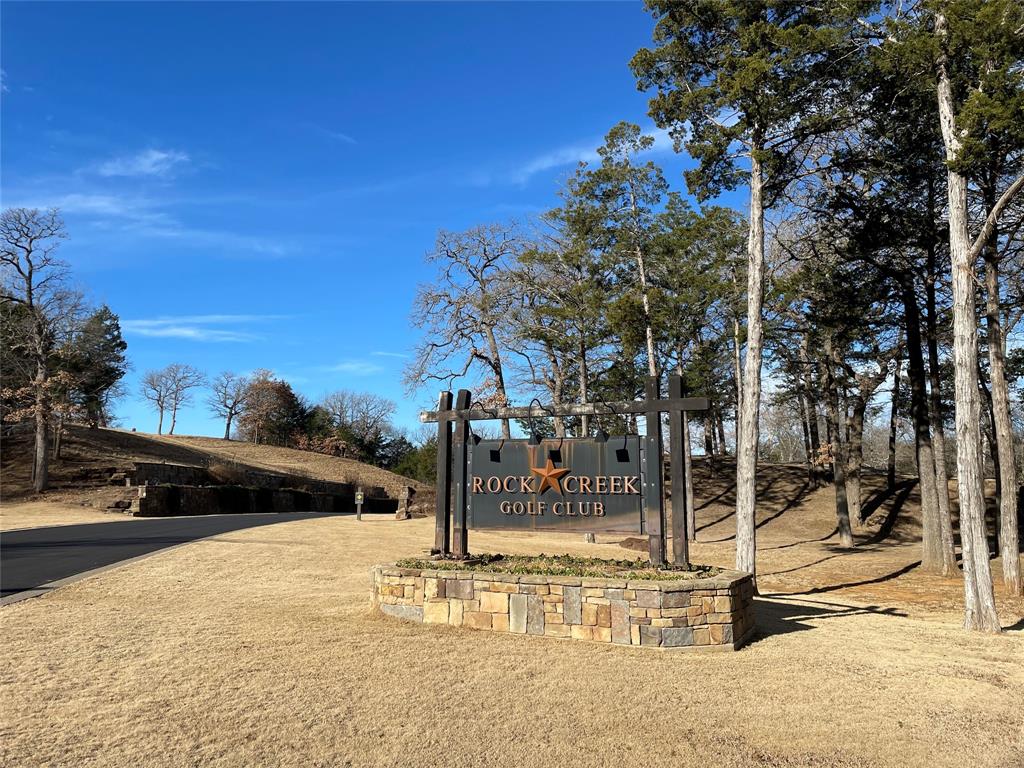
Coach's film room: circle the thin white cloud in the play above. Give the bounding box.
[94,148,190,178]
[510,127,674,185]
[371,351,409,359]
[121,314,286,343]
[8,191,289,258]
[328,360,384,375]
[1,69,9,93]
[512,144,600,185]
[124,325,256,342]
[306,123,357,145]
[30,192,147,217]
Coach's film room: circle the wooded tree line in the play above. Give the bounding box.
[407,0,1023,631]
[139,365,422,473]
[0,206,425,484]
[2,208,129,491]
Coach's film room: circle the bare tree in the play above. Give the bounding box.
[321,389,396,445]
[165,363,205,435]
[140,369,172,434]
[405,224,521,439]
[207,372,250,439]
[0,208,83,491]
[141,363,205,435]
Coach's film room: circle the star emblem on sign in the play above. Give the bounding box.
[530,457,571,495]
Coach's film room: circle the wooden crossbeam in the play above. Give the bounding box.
[420,396,710,424]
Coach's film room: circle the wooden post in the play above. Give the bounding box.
[645,376,666,567]
[668,374,690,568]
[451,389,471,559]
[433,391,453,555]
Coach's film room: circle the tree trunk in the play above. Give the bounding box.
[683,411,696,541]
[716,410,727,456]
[578,338,590,437]
[983,216,1021,595]
[33,358,49,493]
[799,334,822,487]
[627,186,659,382]
[845,395,866,527]
[224,414,233,440]
[483,326,512,440]
[901,280,956,575]
[635,242,658,380]
[799,387,814,484]
[888,348,902,491]
[926,244,956,563]
[53,410,64,459]
[936,18,1001,631]
[823,346,854,547]
[157,407,164,436]
[732,301,743,419]
[735,152,765,579]
[169,405,177,436]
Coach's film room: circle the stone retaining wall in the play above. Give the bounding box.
[372,564,755,651]
[133,484,397,516]
[130,461,386,499]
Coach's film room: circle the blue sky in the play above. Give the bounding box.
[2,1,731,438]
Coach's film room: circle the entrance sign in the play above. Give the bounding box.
[467,437,654,533]
[421,375,709,568]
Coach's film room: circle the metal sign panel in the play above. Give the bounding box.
[467,437,651,534]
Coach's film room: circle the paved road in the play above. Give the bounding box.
[0,513,334,600]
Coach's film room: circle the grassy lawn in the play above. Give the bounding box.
[1,513,1021,768]
[0,500,136,531]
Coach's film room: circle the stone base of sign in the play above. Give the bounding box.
[371,564,755,651]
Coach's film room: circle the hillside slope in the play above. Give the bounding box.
[0,425,427,502]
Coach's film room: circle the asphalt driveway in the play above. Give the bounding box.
[0,513,334,601]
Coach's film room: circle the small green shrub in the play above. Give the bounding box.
[395,553,718,581]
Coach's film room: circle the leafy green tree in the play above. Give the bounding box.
[632,0,871,579]
[572,122,668,379]
[815,26,960,576]
[66,306,128,428]
[393,435,438,484]
[930,0,1024,622]
[512,181,617,437]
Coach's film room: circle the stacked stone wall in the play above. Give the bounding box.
[372,565,755,650]
[132,485,395,516]
[129,461,388,500]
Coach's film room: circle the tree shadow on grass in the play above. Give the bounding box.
[760,559,923,597]
[862,480,917,544]
[1003,616,1024,632]
[759,552,847,577]
[750,596,907,641]
[701,479,813,544]
[693,481,737,512]
[764,525,839,551]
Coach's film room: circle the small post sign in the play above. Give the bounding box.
[355,488,364,520]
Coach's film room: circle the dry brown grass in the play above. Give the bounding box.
[2,513,1022,768]
[150,433,427,497]
[0,500,134,531]
[0,425,426,505]
[682,460,1024,618]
